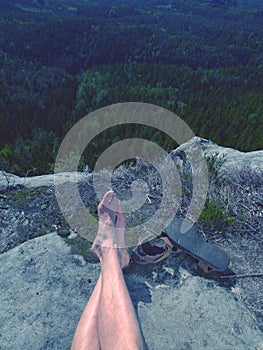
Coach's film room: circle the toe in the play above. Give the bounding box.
[102,190,115,205]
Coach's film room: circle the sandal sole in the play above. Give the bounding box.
[166,218,230,272]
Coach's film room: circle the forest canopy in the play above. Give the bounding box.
[0,0,262,175]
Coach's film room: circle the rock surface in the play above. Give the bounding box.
[1,137,262,193]
[0,171,87,193]
[172,137,263,171]
[0,233,262,350]
[0,137,262,349]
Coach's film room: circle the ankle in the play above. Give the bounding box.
[99,248,122,268]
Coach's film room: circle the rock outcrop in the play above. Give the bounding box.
[0,233,262,350]
[0,137,262,349]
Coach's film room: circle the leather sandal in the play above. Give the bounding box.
[132,232,175,265]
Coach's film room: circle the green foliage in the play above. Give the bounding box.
[199,153,236,227]
[199,199,236,227]
[0,144,11,158]
[205,152,227,184]
[0,0,262,174]
[65,235,95,263]
[55,151,86,173]
[0,129,59,175]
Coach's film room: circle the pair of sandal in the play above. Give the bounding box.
[132,218,230,273]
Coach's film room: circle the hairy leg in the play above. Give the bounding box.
[71,191,143,350]
[93,191,143,350]
[71,276,101,350]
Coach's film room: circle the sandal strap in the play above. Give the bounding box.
[160,235,174,249]
[133,234,173,264]
[133,245,172,264]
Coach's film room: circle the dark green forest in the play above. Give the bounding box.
[0,0,262,175]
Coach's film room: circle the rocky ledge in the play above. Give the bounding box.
[0,137,262,350]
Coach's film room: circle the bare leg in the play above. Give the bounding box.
[71,275,101,350]
[94,191,143,350]
[97,250,143,350]
[71,191,143,350]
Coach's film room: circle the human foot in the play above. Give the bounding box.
[92,191,130,268]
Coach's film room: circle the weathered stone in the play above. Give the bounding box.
[0,137,262,349]
[0,234,262,350]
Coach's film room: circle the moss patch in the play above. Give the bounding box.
[65,235,96,263]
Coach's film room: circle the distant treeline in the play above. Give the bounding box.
[0,0,262,175]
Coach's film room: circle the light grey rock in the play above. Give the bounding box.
[0,234,262,350]
[171,136,263,176]
[0,171,89,192]
[0,234,100,350]
[0,137,262,349]
[0,171,23,192]
[0,186,66,254]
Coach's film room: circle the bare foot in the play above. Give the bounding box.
[92,191,130,268]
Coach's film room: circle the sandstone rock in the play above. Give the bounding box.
[0,137,262,349]
[0,234,262,350]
